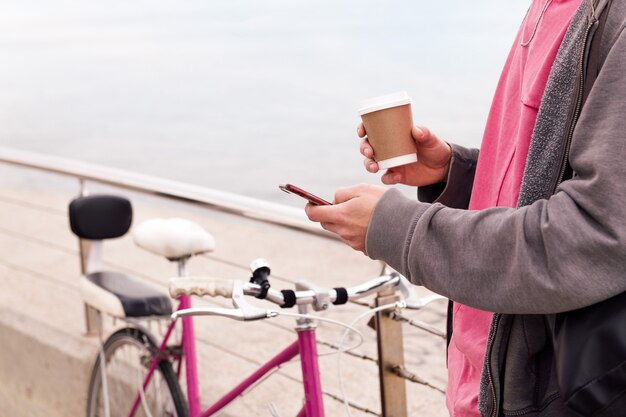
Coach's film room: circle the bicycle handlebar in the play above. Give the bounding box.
[170,273,400,307]
[169,270,445,322]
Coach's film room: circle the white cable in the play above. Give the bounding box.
[137,364,155,417]
[268,402,282,417]
[273,311,365,352]
[209,310,361,417]
[275,303,405,417]
[337,302,405,417]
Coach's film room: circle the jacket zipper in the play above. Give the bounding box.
[486,313,502,417]
[486,10,598,417]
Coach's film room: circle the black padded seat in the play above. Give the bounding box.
[86,271,172,317]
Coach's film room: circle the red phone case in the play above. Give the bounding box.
[279,184,332,206]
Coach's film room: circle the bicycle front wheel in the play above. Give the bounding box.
[86,326,188,417]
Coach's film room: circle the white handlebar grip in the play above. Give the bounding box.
[169,277,234,299]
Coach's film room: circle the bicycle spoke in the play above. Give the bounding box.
[87,328,186,417]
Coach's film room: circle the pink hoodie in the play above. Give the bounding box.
[446,1,582,415]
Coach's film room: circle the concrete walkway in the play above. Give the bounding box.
[0,184,448,417]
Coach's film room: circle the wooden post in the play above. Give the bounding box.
[376,288,408,417]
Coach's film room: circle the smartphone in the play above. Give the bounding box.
[279,184,332,206]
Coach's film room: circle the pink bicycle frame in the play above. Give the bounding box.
[130,295,326,417]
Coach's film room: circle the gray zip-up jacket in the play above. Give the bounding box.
[365,1,626,416]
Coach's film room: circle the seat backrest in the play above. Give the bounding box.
[69,195,132,240]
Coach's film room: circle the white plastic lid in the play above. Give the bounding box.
[357,91,412,116]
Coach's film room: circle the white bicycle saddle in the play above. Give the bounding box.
[133,218,216,260]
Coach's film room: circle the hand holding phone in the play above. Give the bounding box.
[279,184,332,206]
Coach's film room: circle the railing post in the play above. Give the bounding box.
[80,237,102,336]
[77,181,101,336]
[375,287,408,417]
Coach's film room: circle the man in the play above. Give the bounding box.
[306,0,626,416]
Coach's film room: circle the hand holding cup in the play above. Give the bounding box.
[357,91,451,187]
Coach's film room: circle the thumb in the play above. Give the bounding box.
[334,185,362,204]
[412,125,440,149]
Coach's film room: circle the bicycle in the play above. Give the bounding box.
[69,194,444,417]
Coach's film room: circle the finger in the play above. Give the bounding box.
[411,125,426,143]
[309,207,351,244]
[319,221,341,235]
[381,171,402,185]
[356,123,366,138]
[363,157,379,173]
[360,138,374,159]
[305,203,336,223]
[412,125,440,149]
[334,183,379,203]
[334,185,361,204]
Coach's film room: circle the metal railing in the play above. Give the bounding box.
[0,146,332,239]
[0,145,446,417]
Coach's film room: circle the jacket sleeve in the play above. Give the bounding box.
[366,27,626,315]
[417,144,479,209]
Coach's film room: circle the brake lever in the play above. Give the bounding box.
[171,280,276,321]
[396,274,446,309]
[172,306,276,321]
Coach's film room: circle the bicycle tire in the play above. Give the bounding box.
[86,326,188,417]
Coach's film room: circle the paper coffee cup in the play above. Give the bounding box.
[358,91,417,169]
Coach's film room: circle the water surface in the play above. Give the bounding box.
[0,0,530,205]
